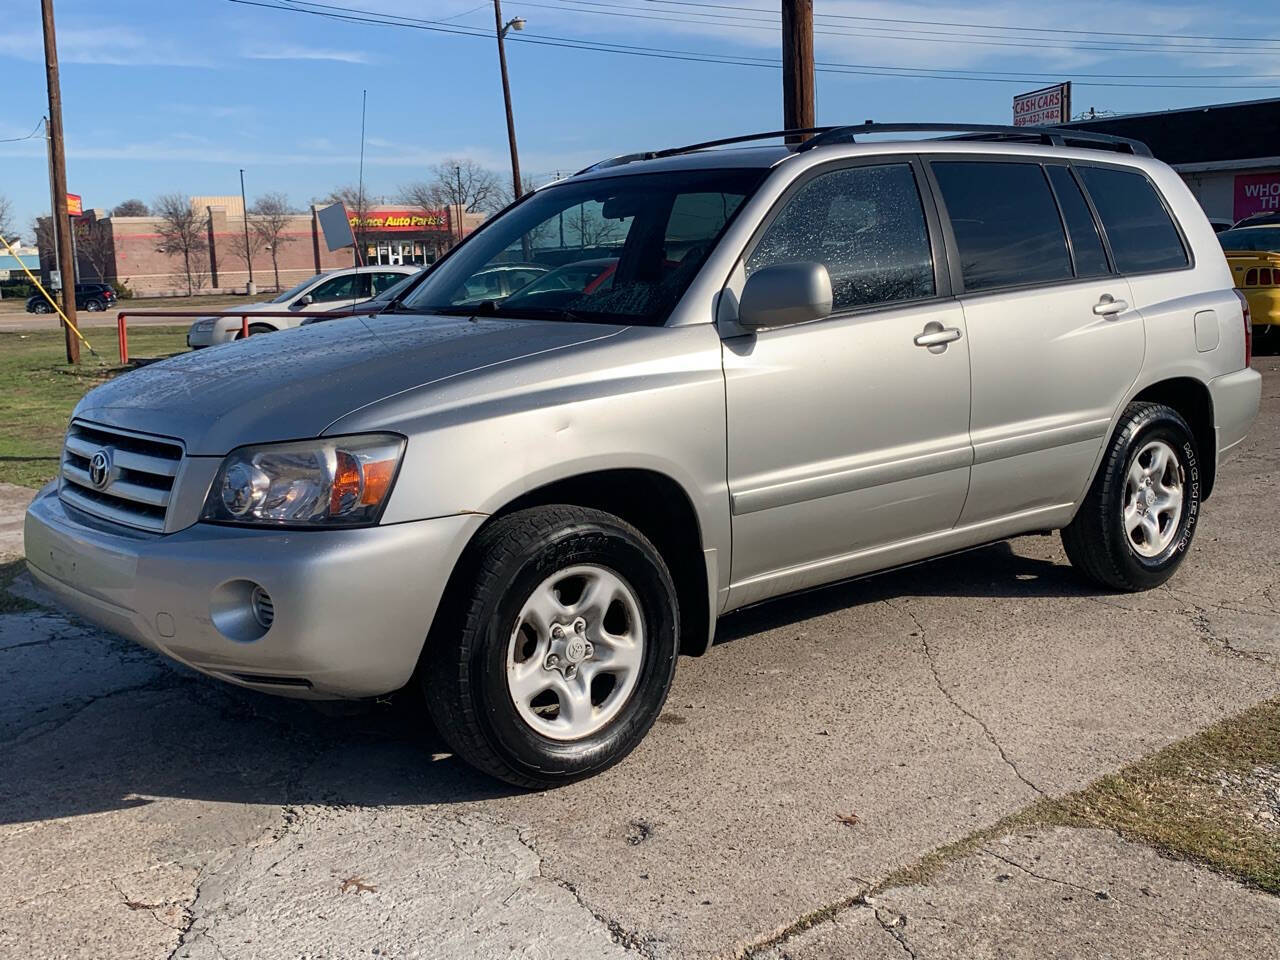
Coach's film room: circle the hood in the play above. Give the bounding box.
[75,313,625,455]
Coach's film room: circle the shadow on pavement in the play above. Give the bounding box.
[2,539,1091,826]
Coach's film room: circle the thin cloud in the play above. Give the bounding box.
[242,45,368,64]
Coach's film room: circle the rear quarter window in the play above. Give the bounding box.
[1077,166,1188,274]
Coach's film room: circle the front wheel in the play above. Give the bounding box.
[236,323,276,339]
[31,300,52,314]
[423,505,679,788]
[1062,401,1201,591]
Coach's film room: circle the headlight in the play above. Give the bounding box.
[202,434,405,527]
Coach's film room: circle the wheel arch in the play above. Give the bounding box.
[1129,377,1216,500]
[480,468,715,657]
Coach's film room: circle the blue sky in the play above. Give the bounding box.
[1,0,1278,236]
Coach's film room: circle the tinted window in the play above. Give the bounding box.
[1046,165,1110,278]
[310,273,362,302]
[932,161,1072,292]
[747,163,934,312]
[1219,227,1280,253]
[1077,166,1188,273]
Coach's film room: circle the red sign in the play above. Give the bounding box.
[1013,83,1071,127]
[349,208,450,233]
[1234,172,1280,221]
[66,193,82,217]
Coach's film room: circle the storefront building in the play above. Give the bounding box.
[1062,97,1280,225]
[54,199,486,297]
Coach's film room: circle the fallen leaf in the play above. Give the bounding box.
[339,876,378,895]
[834,812,860,827]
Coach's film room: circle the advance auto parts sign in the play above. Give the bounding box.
[348,209,450,233]
[1013,83,1071,127]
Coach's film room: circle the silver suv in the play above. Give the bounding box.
[25,124,1262,787]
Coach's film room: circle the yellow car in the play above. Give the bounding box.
[1219,223,1280,349]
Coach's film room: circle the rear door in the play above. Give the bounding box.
[722,158,973,604]
[926,157,1143,526]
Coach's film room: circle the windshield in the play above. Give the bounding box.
[400,169,766,325]
[1219,228,1280,253]
[270,275,324,304]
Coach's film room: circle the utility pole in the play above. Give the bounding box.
[239,169,255,294]
[41,0,79,363]
[355,89,367,267]
[781,0,815,143]
[454,164,464,246]
[493,1,524,202]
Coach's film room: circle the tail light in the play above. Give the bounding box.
[1234,288,1252,366]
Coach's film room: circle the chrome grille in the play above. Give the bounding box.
[60,421,183,533]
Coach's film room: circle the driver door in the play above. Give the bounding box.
[722,159,973,606]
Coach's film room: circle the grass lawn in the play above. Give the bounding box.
[0,326,188,488]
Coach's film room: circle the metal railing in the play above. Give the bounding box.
[114,310,310,364]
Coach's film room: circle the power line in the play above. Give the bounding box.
[230,1,1280,88]
[529,0,1280,55]
[633,0,1280,46]
[0,119,45,143]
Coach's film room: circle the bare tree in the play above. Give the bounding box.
[227,225,265,285]
[0,194,14,242]
[249,193,295,292]
[399,158,500,237]
[111,198,149,217]
[76,219,115,282]
[154,193,207,296]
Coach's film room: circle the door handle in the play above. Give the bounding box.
[1092,295,1128,317]
[914,325,963,349]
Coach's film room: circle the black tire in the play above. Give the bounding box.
[238,323,275,339]
[31,300,52,314]
[1061,401,1202,591]
[422,505,679,788]
[84,299,104,311]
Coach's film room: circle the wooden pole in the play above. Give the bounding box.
[41,0,79,363]
[781,0,815,144]
[493,1,523,202]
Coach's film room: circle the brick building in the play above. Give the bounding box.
[54,198,485,297]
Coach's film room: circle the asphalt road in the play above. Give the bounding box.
[2,361,1278,959]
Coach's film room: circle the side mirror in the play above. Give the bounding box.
[737,261,833,329]
[296,294,314,308]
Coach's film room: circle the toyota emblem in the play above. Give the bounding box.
[88,449,112,489]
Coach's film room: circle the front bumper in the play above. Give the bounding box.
[186,318,246,348]
[24,485,484,698]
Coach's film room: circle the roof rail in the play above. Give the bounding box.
[576,127,834,175]
[573,121,1152,177]
[798,122,1152,156]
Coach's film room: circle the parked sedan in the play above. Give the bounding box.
[300,267,430,326]
[186,266,415,347]
[26,282,117,314]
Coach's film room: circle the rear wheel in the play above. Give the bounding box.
[84,299,104,312]
[31,300,52,314]
[423,505,679,788]
[1062,402,1201,591]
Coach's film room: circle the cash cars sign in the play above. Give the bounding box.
[1013,83,1071,127]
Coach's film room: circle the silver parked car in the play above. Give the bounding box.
[25,123,1262,787]
[186,265,416,346]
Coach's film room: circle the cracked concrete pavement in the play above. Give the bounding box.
[2,360,1278,958]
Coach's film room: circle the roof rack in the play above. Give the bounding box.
[574,121,1151,176]
[576,127,835,174]
[798,122,1152,156]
